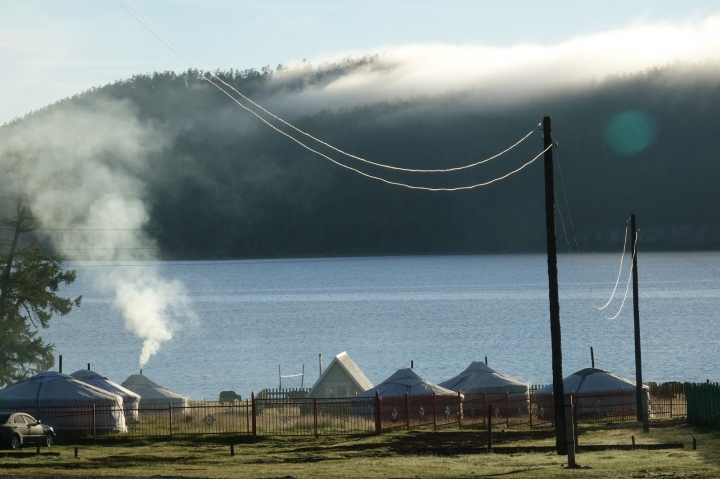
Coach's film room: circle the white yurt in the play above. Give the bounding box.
[356,368,458,398]
[0,371,126,434]
[121,374,188,413]
[439,361,529,416]
[71,369,141,420]
[533,368,650,418]
[439,361,529,396]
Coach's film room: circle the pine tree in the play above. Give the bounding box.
[0,194,81,387]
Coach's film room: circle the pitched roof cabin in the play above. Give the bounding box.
[307,351,373,398]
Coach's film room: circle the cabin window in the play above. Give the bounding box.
[325,383,351,398]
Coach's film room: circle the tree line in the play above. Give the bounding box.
[3,59,720,260]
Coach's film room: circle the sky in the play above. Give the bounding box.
[2,1,720,124]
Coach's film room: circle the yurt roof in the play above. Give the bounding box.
[121,374,187,401]
[357,368,457,398]
[439,361,528,395]
[535,368,643,395]
[70,370,141,404]
[308,351,373,396]
[0,371,124,408]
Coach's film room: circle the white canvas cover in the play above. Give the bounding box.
[121,374,188,411]
[356,368,457,398]
[439,361,528,396]
[0,371,126,433]
[71,370,141,420]
[534,368,650,417]
[534,368,641,395]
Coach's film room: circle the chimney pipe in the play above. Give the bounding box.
[87,363,91,371]
[59,355,63,374]
[591,347,595,369]
[485,356,488,365]
[411,360,414,369]
[318,354,323,377]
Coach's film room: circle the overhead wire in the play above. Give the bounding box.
[596,219,630,311]
[116,0,544,185]
[605,232,637,320]
[674,251,720,280]
[554,147,594,301]
[197,72,554,191]
[120,0,536,174]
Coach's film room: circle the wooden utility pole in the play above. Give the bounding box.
[631,214,644,423]
[543,116,567,455]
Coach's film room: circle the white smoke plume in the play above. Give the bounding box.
[0,97,197,368]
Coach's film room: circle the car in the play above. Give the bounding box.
[0,412,56,450]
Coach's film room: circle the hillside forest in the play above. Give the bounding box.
[1,59,719,259]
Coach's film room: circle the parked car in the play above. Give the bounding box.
[0,412,56,449]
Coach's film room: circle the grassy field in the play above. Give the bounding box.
[0,421,718,478]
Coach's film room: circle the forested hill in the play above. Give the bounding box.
[3,60,720,259]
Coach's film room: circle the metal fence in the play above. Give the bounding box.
[3,384,690,440]
[687,382,720,429]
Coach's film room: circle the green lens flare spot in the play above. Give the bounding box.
[605,111,657,155]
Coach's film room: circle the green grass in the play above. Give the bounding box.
[0,421,718,478]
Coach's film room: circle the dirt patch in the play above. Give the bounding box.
[87,454,199,464]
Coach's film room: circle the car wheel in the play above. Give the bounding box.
[10,435,21,450]
[44,433,54,447]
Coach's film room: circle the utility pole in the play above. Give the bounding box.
[543,116,567,455]
[631,214,644,423]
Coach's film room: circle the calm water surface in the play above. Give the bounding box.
[40,252,720,400]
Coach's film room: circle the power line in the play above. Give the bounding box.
[119,0,537,174]
[674,251,720,280]
[605,232,637,321]
[596,218,630,311]
[116,0,547,190]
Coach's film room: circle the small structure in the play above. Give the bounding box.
[70,369,141,420]
[0,371,126,433]
[121,373,188,413]
[533,368,650,419]
[439,361,528,396]
[307,351,373,398]
[356,368,456,398]
[439,361,529,415]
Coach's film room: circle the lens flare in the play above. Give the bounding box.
[605,110,658,155]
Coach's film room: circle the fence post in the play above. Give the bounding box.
[251,392,257,437]
[405,393,410,431]
[92,405,96,440]
[505,392,510,428]
[572,394,578,451]
[457,392,462,429]
[246,399,250,434]
[529,393,533,429]
[482,392,487,429]
[621,388,624,421]
[487,405,492,452]
[169,403,173,438]
[374,392,382,435]
[313,398,318,439]
[432,392,437,430]
[669,383,673,418]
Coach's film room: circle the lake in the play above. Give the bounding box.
[39,252,720,400]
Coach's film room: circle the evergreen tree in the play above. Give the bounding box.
[0,184,81,387]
